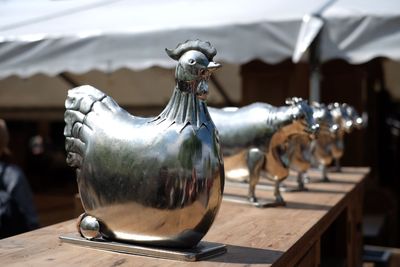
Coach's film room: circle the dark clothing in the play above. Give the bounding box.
[0,162,39,238]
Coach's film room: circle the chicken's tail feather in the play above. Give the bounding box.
[64,85,119,169]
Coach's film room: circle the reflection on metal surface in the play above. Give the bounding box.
[59,233,227,262]
[209,97,318,207]
[286,133,313,190]
[287,102,365,183]
[309,102,338,181]
[284,104,332,186]
[328,102,364,172]
[78,214,101,240]
[64,40,224,249]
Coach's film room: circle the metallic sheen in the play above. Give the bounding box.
[328,102,363,172]
[209,97,319,207]
[286,134,313,190]
[288,102,339,182]
[59,233,227,262]
[310,102,339,181]
[78,214,101,240]
[64,40,224,249]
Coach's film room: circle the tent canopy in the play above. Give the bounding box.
[0,0,399,78]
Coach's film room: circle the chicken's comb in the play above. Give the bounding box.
[165,40,217,61]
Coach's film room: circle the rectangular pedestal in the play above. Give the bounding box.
[59,233,226,262]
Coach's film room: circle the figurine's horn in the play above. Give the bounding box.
[311,101,321,107]
[285,97,304,105]
[285,98,293,105]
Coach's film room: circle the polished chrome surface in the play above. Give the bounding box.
[344,103,365,130]
[209,97,318,207]
[286,134,313,190]
[60,233,227,262]
[309,102,339,181]
[288,102,363,182]
[328,102,358,171]
[329,103,365,171]
[64,40,224,249]
[79,214,101,240]
[285,103,337,186]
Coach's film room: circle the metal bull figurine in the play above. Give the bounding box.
[345,104,365,130]
[285,134,313,190]
[62,40,226,256]
[286,102,338,185]
[328,102,364,172]
[209,97,319,207]
[309,103,340,182]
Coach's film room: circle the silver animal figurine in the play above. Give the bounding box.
[285,134,313,190]
[285,102,338,185]
[328,102,362,172]
[345,103,365,130]
[209,97,319,207]
[64,40,224,249]
[308,103,340,182]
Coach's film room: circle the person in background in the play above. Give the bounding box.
[0,119,39,238]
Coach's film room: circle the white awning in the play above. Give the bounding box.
[293,0,400,63]
[0,0,399,79]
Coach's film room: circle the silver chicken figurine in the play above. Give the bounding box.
[64,40,224,249]
[209,97,318,207]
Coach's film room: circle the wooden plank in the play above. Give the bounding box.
[0,167,369,267]
[295,240,319,267]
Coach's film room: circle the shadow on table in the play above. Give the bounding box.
[208,244,283,264]
[318,178,358,185]
[284,201,331,211]
[305,188,348,194]
[327,167,368,174]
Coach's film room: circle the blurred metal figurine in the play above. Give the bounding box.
[328,102,363,172]
[64,40,224,249]
[345,103,366,130]
[286,102,338,185]
[285,134,313,190]
[209,97,318,207]
[309,102,339,182]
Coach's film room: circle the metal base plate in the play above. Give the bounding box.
[59,233,226,261]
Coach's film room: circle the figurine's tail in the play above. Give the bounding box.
[63,85,119,168]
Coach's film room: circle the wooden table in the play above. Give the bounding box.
[0,167,369,267]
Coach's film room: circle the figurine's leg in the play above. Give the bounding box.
[273,180,286,205]
[296,171,307,191]
[334,158,341,172]
[77,213,101,240]
[320,165,330,182]
[303,172,311,184]
[247,148,264,203]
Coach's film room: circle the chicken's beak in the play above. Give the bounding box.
[207,61,221,72]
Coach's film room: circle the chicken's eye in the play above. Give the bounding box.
[188,59,196,65]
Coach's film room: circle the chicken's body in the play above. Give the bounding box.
[64,40,224,248]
